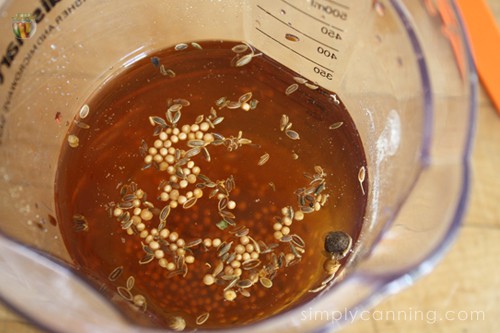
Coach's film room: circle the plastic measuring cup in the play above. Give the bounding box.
[0,0,476,332]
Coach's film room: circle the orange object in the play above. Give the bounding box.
[455,0,500,114]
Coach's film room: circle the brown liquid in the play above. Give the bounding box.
[55,41,367,329]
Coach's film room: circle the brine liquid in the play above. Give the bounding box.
[55,40,367,329]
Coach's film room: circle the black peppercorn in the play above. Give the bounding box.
[324,231,352,259]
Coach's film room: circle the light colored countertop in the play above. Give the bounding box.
[1,1,499,332]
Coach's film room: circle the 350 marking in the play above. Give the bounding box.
[313,66,333,80]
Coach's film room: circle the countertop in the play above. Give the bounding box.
[1,1,499,332]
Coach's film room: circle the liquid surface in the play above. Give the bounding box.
[55,41,367,329]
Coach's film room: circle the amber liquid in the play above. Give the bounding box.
[55,41,367,329]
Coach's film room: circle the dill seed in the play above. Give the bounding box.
[195,114,204,124]
[126,276,135,290]
[75,120,90,129]
[160,205,171,221]
[108,266,123,281]
[259,277,273,288]
[196,312,210,325]
[293,77,308,84]
[258,153,270,166]
[191,42,203,49]
[305,82,319,90]
[117,286,133,301]
[285,83,299,95]
[314,165,324,175]
[174,98,190,106]
[235,54,253,67]
[212,116,225,125]
[149,116,167,128]
[226,101,241,109]
[239,92,253,104]
[182,197,197,209]
[358,166,366,195]
[202,147,211,162]
[232,44,249,53]
[186,238,202,248]
[79,104,90,119]
[218,241,233,257]
[285,129,300,140]
[213,261,224,276]
[291,234,306,248]
[185,147,201,158]
[242,258,261,270]
[329,121,344,130]
[168,103,183,113]
[280,114,289,131]
[240,289,251,297]
[174,43,188,51]
[139,253,154,264]
[237,279,253,288]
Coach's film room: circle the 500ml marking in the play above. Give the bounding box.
[309,0,349,21]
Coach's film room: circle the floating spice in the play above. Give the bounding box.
[324,231,352,259]
[117,286,133,301]
[235,54,253,67]
[285,129,300,140]
[285,83,299,95]
[191,42,203,49]
[72,214,88,231]
[329,122,344,130]
[258,153,270,166]
[293,76,308,84]
[174,43,188,51]
[168,316,186,331]
[358,166,366,195]
[231,44,249,53]
[196,312,210,325]
[67,135,79,148]
[57,41,368,329]
[150,56,160,67]
[79,104,89,119]
[108,266,124,281]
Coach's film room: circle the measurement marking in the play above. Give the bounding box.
[281,0,344,32]
[255,27,334,74]
[257,5,339,52]
[324,0,349,10]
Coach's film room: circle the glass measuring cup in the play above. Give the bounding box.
[0,0,476,332]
